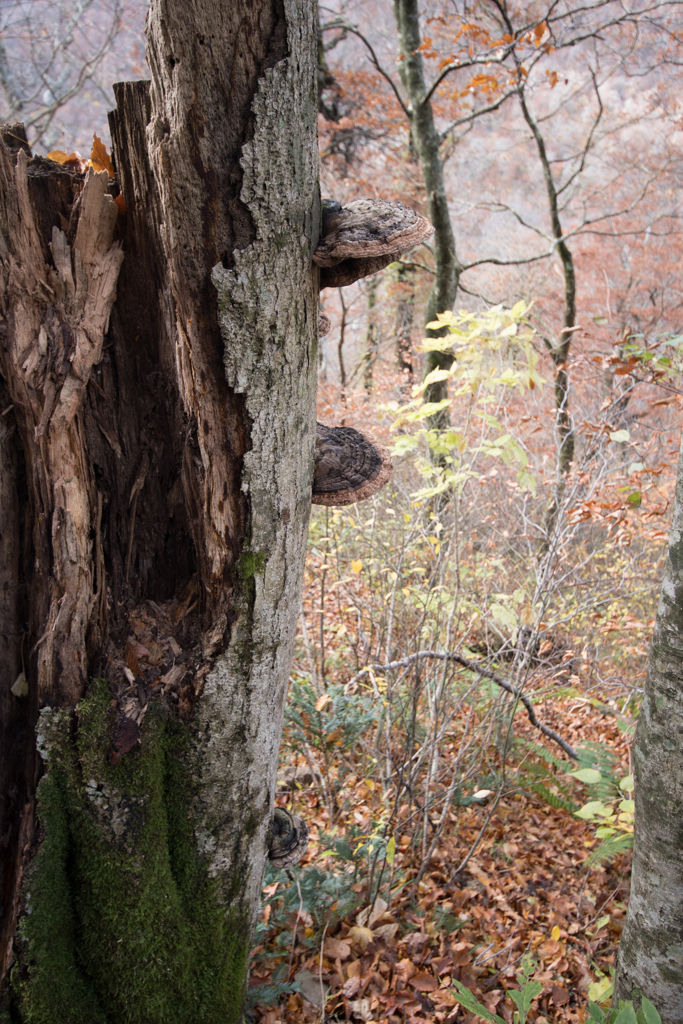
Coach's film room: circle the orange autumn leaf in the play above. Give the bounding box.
[89,133,115,177]
[114,194,127,215]
[47,150,88,172]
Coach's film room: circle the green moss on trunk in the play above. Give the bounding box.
[11,681,249,1023]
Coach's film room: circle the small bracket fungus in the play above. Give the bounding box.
[313,422,393,506]
[318,311,331,337]
[314,198,433,289]
[268,807,310,869]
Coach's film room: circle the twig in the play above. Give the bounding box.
[344,650,578,759]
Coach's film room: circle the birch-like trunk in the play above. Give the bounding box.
[0,0,318,1019]
[614,437,683,1020]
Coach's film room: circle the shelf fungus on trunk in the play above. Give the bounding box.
[314,198,432,289]
[268,808,310,869]
[313,422,393,506]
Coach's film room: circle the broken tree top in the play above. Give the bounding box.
[314,198,433,289]
[313,423,393,507]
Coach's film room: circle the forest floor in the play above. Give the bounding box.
[249,684,633,1024]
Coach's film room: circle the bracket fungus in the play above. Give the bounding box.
[314,198,433,289]
[268,807,310,869]
[313,422,393,507]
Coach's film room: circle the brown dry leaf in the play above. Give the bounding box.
[395,958,417,983]
[432,989,458,1008]
[408,972,438,992]
[373,922,399,944]
[167,636,183,656]
[356,897,387,929]
[128,640,150,660]
[47,149,87,171]
[348,998,372,1021]
[146,640,163,666]
[324,937,351,960]
[347,925,374,950]
[315,693,331,711]
[125,642,143,677]
[114,194,127,215]
[551,984,570,1006]
[89,133,115,177]
[346,960,362,979]
[342,976,361,998]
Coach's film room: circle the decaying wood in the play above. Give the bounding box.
[0,151,123,981]
[0,158,122,706]
[0,0,320,1000]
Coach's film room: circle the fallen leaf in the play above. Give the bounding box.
[294,968,328,1009]
[551,984,570,1006]
[125,642,143,676]
[357,897,388,929]
[342,976,361,998]
[347,925,375,950]
[348,997,372,1021]
[11,672,28,697]
[408,972,438,992]
[315,693,331,711]
[373,922,399,944]
[324,937,351,960]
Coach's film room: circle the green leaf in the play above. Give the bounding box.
[619,775,634,792]
[450,979,507,1023]
[576,800,613,820]
[569,768,603,784]
[588,976,613,1002]
[587,1002,607,1023]
[508,979,543,1021]
[385,836,396,866]
[641,997,662,1024]
[614,1005,637,1024]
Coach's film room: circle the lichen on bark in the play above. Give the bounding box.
[615,436,683,1020]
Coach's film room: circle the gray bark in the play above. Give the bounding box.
[393,0,460,413]
[0,0,319,1017]
[614,435,683,1020]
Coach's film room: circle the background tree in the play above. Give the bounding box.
[0,0,319,1019]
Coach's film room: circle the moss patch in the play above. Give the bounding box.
[236,549,266,581]
[12,681,250,1024]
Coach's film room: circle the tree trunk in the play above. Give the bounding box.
[395,262,415,394]
[393,0,460,416]
[614,437,683,1021]
[0,0,319,1019]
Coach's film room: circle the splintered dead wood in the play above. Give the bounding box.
[0,155,123,703]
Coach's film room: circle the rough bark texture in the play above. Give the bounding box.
[0,0,319,1016]
[614,436,683,1021]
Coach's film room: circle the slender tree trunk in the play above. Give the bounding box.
[393,0,460,415]
[395,262,415,394]
[516,87,575,544]
[0,0,319,1019]
[614,436,683,1022]
[363,275,379,397]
